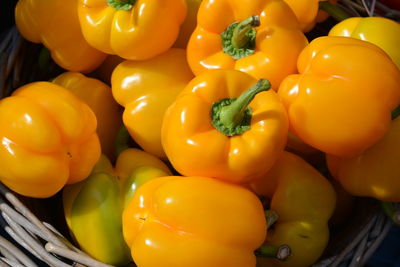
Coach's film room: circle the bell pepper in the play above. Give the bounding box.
[173,0,203,48]
[63,148,172,265]
[15,0,106,73]
[251,151,336,267]
[186,0,308,89]
[278,36,400,158]
[77,0,187,60]
[112,48,194,159]
[162,69,288,183]
[122,175,267,267]
[326,110,400,202]
[52,72,122,161]
[0,82,100,198]
[282,0,338,32]
[329,16,400,70]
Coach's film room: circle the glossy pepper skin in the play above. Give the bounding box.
[122,176,267,267]
[329,17,400,70]
[283,0,337,32]
[63,148,171,265]
[0,82,100,198]
[326,115,400,202]
[162,69,288,183]
[251,151,336,267]
[78,0,187,60]
[15,0,106,72]
[278,36,400,158]
[186,0,308,89]
[112,49,194,159]
[53,72,122,161]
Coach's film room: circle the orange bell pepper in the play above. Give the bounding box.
[162,69,288,183]
[15,0,106,72]
[326,109,400,202]
[251,151,336,267]
[0,82,100,198]
[278,36,400,158]
[186,0,308,89]
[122,176,267,267]
[52,72,122,161]
[78,0,187,60]
[112,48,194,159]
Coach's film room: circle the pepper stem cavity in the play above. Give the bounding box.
[107,0,136,11]
[211,79,271,136]
[256,244,291,260]
[221,15,260,59]
[319,1,350,21]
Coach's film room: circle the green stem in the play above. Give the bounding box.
[107,0,136,11]
[256,244,291,260]
[223,79,269,127]
[211,79,271,136]
[319,1,351,22]
[391,105,400,120]
[221,15,260,59]
[231,16,260,49]
[381,201,400,225]
[114,125,131,157]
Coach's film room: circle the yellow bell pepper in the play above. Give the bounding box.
[77,0,187,60]
[278,36,400,158]
[15,0,106,72]
[0,82,100,198]
[52,72,122,160]
[63,148,171,265]
[122,176,267,267]
[329,16,400,70]
[251,151,336,267]
[112,48,194,159]
[326,110,400,202]
[162,69,288,183]
[186,0,308,89]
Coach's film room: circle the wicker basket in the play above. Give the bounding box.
[0,1,399,266]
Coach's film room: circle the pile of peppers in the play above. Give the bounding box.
[0,0,399,266]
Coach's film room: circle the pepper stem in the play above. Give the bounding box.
[221,15,260,59]
[232,16,260,49]
[319,1,351,21]
[211,79,271,136]
[381,201,400,225]
[256,244,291,260]
[107,0,136,11]
[391,105,400,120]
